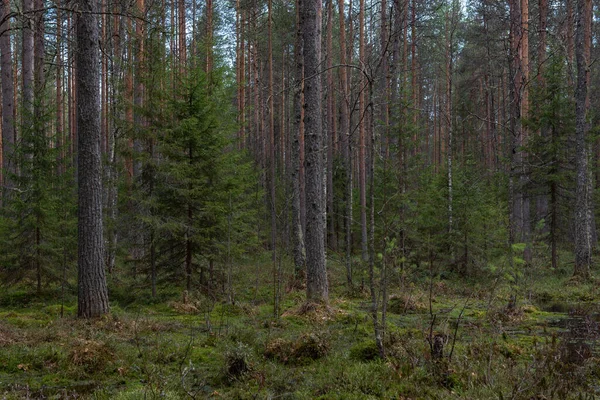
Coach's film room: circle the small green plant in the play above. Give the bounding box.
[264,337,293,363]
[349,340,380,361]
[224,342,253,380]
[290,332,330,365]
[67,338,115,377]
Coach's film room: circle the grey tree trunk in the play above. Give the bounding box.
[1,0,14,194]
[292,0,306,275]
[77,0,109,317]
[301,0,328,302]
[574,0,593,279]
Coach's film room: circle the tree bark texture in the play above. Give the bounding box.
[359,0,368,262]
[292,0,306,274]
[1,0,14,192]
[574,0,593,278]
[301,0,328,302]
[22,0,34,121]
[338,0,353,287]
[509,0,531,262]
[77,0,109,317]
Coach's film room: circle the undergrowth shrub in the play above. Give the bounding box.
[67,339,114,376]
[263,332,331,365]
[265,332,330,366]
[224,342,253,380]
[387,293,426,314]
[290,332,330,364]
[264,337,293,363]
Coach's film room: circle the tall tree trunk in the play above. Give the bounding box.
[521,0,532,263]
[34,0,44,123]
[77,0,109,318]
[124,16,133,183]
[338,0,352,287]
[509,0,531,263]
[573,0,593,279]
[301,0,328,303]
[411,0,418,152]
[101,0,107,155]
[267,0,278,311]
[134,0,144,178]
[22,0,34,123]
[178,0,186,71]
[367,80,384,357]
[1,0,14,194]
[567,0,575,80]
[56,0,63,173]
[106,0,125,276]
[326,0,336,251]
[206,0,213,79]
[445,8,454,257]
[537,0,549,231]
[236,2,246,148]
[292,0,306,275]
[359,0,368,263]
[379,0,389,158]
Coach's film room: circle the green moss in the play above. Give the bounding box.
[349,340,380,361]
[1,265,599,399]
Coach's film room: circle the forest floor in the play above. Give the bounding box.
[1,255,600,399]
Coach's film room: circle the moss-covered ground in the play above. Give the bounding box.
[1,257,600,399]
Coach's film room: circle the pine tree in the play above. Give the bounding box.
[76,0,109,317]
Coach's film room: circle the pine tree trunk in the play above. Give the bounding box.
[359,0,368,263]
[573,0,593,279]
[521,0,532,263]
[178,0,186,71]
[326,0,336,252]
[206,0,213,79]
[22,0,34,129]
[509,0,531,262]
[33,0,44,158]
[301,0,328,303]
[411,0,418,149]
[379,0,389,158]
[68,14,77,168]
[1,0,14,193]
[267,0,278,306]
[566,0,575,81]
[77,0,109,318]
[133,0,144,179]
[56,2,64,173]
[292,0,306,275]
[445,9,454,257]
[101,0,107,155]
[236,1,245,148]
[367,78,384,357]
[537,0,549,231]
[338,0,352,287]
[124,16,133,183]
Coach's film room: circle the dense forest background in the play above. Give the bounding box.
[0,0,600,294]
[1,0,597,302]
[1,0,600,397]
